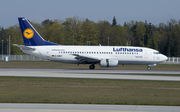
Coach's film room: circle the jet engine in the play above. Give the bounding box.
[100,59,118,67]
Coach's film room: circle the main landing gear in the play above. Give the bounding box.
[147,66,151,70]
[89,64,95,69]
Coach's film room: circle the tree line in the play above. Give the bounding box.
[0,16,180,57]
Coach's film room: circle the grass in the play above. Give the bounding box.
[0,61,180,70]
[0,77,180,105]
[0,61,180,105]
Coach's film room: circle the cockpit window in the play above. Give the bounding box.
[153,52,160,54]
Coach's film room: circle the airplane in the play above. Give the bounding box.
[14,17,168,70]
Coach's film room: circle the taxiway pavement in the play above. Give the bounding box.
[0,68,180,81]
[0,103,180,112]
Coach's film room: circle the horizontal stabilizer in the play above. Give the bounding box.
[13,44,35,50]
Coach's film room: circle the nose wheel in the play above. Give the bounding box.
[89,65,95,69]
[147,66,151,70]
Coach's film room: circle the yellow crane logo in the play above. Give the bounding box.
[23,28,34,39]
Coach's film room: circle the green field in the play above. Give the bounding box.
[0,77,180,105]
[0,61,180,105]
[0,61,180,70]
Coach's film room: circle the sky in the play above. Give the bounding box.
[0,0,180,28]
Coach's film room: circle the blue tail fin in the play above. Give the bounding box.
[18,17,58,46]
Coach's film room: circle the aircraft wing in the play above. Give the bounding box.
[71,54,101,64]
[13,44,35,50]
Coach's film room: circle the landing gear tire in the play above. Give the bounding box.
[89,65,95,69]
[147,66,151,70]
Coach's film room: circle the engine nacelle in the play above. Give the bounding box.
[100,59,118,67]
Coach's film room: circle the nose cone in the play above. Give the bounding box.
[162,55,168,61]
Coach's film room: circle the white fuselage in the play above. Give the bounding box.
[21,45,167,66]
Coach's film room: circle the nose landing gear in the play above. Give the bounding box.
[147,64,156,70]
[147,66,151,70]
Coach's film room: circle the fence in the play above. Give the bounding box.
[0,55,45,61]
[0,55,180,64]
[165,57,180,64]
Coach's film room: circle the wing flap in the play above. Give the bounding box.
[71,54,101,63]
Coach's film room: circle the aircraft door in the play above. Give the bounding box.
[46,49,50,60]
[144,50,149,59]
